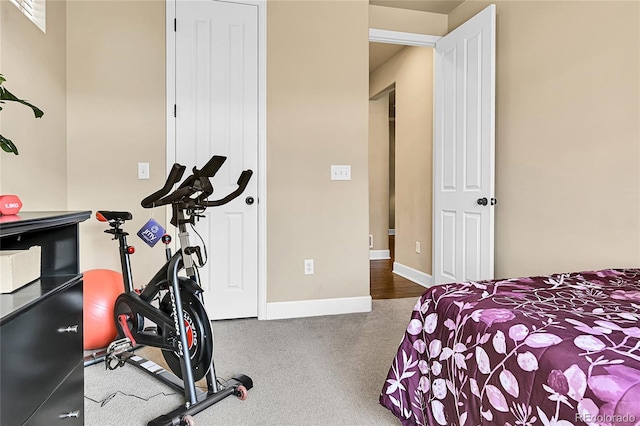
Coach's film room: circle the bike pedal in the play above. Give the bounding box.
[105,337,134,370]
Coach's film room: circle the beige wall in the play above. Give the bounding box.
[450,0,640,278]
[66,1,167,285]
[368,95,389,251]
[370,46,433,274]
[267,0,370,302]
[0,0,67,210]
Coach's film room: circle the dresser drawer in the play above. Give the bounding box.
[25,361,84,426]
[0,277,83,425]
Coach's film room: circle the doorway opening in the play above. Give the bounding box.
[369,6,496,288]
[368,40,432,300]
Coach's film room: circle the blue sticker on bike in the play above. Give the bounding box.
[137,218,165,247]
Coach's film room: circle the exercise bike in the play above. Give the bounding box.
[95,155,253,426]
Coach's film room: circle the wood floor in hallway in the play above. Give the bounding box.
[370,236,427,300]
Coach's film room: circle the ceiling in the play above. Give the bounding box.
[369,0,465,73]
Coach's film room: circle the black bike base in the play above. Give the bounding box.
[84,351,252,426]
[122,353,252,426]
[147,374,252,426]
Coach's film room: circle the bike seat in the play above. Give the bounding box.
[97,211,133,222]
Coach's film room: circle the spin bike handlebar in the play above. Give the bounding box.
[202,169,253,207]
[199,154,227,177]
[140,155,253,211]
[141,163,187,208]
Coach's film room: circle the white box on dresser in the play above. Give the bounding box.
[0,245,41,293]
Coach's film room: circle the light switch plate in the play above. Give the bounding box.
[138,162,150,180]
[331,165,351,181]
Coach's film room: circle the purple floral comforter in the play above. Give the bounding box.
[380,269,640,426]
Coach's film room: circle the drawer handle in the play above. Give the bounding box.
[57,325,79,333]
[59,410,80,419]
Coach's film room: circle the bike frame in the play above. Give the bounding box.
[111,208,217,404]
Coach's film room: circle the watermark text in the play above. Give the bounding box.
[576,413,636,424]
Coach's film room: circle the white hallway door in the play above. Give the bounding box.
[174,0,259,319]
[433,5,496,285]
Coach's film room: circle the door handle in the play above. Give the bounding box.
[245,196,255,205]
[59,410,80,419]
[477,197,488,206]
[490,198,497,206]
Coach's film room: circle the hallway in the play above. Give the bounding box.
[370,236,427,300]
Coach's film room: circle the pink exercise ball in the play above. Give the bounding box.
[83,269,123,350]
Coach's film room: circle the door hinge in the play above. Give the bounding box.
[173,104,177,118]
[174,18,177,32]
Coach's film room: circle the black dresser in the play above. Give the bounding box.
[1,211,91,426]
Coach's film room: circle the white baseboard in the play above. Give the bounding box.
[370,250,391,260]
[393,262,432,288]
[265,296,372,320]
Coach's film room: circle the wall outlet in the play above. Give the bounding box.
[415,241,421,254]
[304,259,314,275]
[369,234,373,248]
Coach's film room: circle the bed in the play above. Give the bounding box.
[379,268,640,426]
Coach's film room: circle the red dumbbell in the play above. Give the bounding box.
[0,195,23,215]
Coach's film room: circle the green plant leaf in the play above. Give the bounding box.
[0,87,44,118]
[0,134,19,155]
[0,74,43,155]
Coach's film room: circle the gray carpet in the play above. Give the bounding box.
[84,297,418,425]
